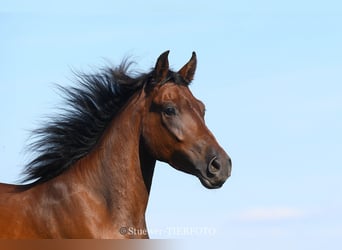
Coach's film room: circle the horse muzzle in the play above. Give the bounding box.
[197,153,232,189]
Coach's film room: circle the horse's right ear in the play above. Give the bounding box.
[153,50,170,83]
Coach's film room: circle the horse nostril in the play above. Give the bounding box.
[208,157,221,174]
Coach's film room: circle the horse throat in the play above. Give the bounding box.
[139,138,156,194]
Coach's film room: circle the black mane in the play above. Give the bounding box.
[23,60,188,184]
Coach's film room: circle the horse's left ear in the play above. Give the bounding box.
[178,52,197,83]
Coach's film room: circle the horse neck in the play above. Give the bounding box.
[67,91,155,225]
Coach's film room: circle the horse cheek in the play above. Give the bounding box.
[161,115,184,142]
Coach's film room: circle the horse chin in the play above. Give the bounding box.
[198,175,224,189]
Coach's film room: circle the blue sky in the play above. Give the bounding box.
[1,0,341,248]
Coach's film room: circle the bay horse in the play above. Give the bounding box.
[0,51,231,238]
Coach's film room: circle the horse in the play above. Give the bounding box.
[0,51,232,238]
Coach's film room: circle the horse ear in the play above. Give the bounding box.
[178,52,197,83]
[154,50,170,83]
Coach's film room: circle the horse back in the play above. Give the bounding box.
[0,182,23,193]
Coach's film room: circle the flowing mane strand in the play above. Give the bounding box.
[22,60,189,185]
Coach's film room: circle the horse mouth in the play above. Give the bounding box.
[197,174,224,189]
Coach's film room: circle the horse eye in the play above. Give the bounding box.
[163,106,176,116]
